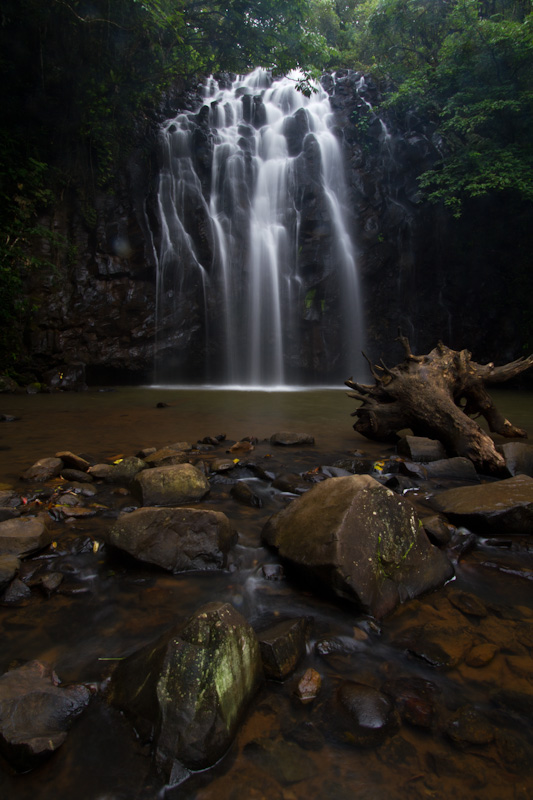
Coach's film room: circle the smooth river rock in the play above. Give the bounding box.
[133,463,210,506]
[262,474,454,618]
[110,601,263,776]
[269,431,315,446]
[430,474,533,534]
[0,516,51,557]
[108,507,236,572]
[21,457,63,482]
[0,660,90,772]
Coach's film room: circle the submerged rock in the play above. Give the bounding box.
[262,474,453,618]
[337,681,400,747]
[430,474,533,534]
[108,506,236,572]
[110,601,263,775]
[0,660,90,772]
[133,463,210,506]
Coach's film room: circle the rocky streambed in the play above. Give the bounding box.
[0,425,532,800]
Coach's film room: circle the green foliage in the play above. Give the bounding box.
[318,0,533,213]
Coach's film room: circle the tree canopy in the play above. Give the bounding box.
[311,0,533,214]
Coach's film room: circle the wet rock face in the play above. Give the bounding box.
[110,601,263,775]
[0,661,90,772]
[262,474,454,618]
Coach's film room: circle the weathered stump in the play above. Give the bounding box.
[346,336,533,474]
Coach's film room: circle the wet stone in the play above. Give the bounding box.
[55,451,91,471]
[88,456,147,483]
[0,516,51,558]
[269,431,315,446]
[230,482,263,508]
[394,624,472,669]
[421,514,454,546]
[0,554,20,590]
[132,463,210,507]
[466,643,499,667]
[448,590,487,617]
[108,506,236,572]
[110,601,263,775]
[1,577,31,605]
[446,705,495,747]
[257,617,310,680]
[296,668,322,703]
[271,473,308,493]
[397,435,446,462]
[60,468,94,483]
[430,474,533,534]
[210,457,236,472]
[0,660,90,772]
[21,457,63,482]
[244,738,318,784]
[337,681,400,747]
[284,720,325,751]
[144,447,189,467]
[381,676,439,729]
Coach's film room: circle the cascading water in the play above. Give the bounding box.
[151,68,365,387]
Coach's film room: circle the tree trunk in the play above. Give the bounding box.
[345,337,533,474]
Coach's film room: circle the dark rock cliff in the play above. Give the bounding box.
[25,71,532,385]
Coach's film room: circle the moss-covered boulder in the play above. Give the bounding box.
[109,601,263,776]
[133,463,209,506]
[262,474,453,618]
[108,507,236,572]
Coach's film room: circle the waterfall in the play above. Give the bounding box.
[151,68,365,387]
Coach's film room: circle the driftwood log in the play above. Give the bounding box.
[345,336,533,474]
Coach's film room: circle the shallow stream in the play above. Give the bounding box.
[0,387,532,800]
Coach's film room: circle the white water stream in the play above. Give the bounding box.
[153,69,365,386]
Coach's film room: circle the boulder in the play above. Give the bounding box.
[0,660,90,772]
[256,618,310,680]
[21,457,63,482]
[0,516,51,557]
[430,474,533,534]
[88,456,147,483]
[108,507,236,572]
[133,463,210,506]
[397,436,446,462]
[269,432,315,446]
[110,601,263,775]
[262,475,453,618]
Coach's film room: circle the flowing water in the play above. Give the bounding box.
[0,388,532,799]
[152,70,365,385]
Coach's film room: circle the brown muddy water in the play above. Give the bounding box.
[0,387,532,800]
